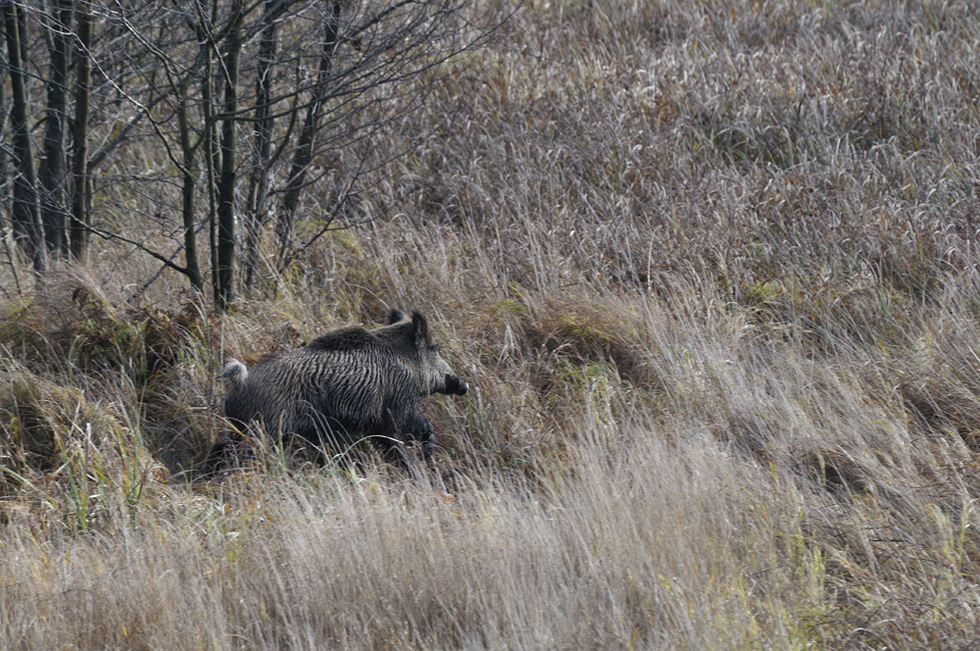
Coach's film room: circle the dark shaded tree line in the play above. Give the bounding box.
[1,0,505,310]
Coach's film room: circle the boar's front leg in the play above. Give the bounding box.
[380,409,423,480]
[397,409,437,460]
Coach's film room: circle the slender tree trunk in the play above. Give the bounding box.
[0,50,7,221]
[276,0,342,263]
[215,1,243,311]
[69,1,91,261]
[203,34,219,305]
[4,2,48,273]
[177,84,203,291]
[0,60,13,291]
[243,0,278,291]
[40,0,72,256]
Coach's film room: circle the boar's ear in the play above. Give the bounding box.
[387,309,408,325]
[411,311,429,344]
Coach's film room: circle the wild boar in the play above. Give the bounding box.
[213,309,467,474]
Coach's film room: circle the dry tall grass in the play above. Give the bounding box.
[2,0,980,648]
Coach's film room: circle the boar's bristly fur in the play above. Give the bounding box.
[213,309,467,475]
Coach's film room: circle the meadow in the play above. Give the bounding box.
[1,0,980,648]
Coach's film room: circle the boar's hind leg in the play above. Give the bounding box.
[301,413,358,466]
[199,430,252,477]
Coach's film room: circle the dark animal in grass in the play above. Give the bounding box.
[203,310,468,476]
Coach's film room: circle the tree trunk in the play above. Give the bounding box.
[215,1,243,311]
[0,44,7,222]
[40,0,72,256]
[276,0,343,263]
[177,83,204,291]
[242,0,278,291]
[202,28,219,306]
[4,2,48,273]
[69,0,91,261]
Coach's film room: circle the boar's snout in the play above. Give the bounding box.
[445,374,468,396]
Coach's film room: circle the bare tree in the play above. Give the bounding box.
[3,1,47,273]
[39,0,73,256]
[241,0,280,290]
[264,0,506,274]
[275,0,344,260]
[215,0,244,311]
[69,0,91,261]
